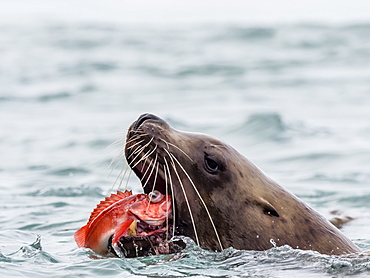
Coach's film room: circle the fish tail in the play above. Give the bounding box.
[74,225,88,247]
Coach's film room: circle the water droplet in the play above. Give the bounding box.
[270,239,276,247]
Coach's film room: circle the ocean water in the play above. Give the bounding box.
[1,13,370,278]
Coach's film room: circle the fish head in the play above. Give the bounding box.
[129,190,172,226]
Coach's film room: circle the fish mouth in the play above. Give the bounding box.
[135,219,170,237]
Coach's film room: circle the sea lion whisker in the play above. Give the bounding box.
[128,138,154,167]
[108,148,125,165]
[121,138,143,153]
[117,165,130,191]
[138,151,153,182]
[125,138,145,151]
[131,144,157,171]
[107,138,126,149]
[110,161,128,192]
[137,144,157,165]
[147,159,160,208]
[107,154,122,175]
[123,168,132,192]
[165,149,200,246]
[160,138,193,162]
[163,162,170,242]
[113,132,143,152]
[163,157,176,239]
[105,137,127,153]
[142,151,158,189]
[126,144,143,162]
[128,137,152,159]
[106,138,131,170]
[125,132,145,143]
[169,152,224,250]
[105,142,126,156]
[107,149,126,178]
[131,141,148,155]
[107,136,143,192]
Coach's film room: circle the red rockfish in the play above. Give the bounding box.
[74,190,172,256]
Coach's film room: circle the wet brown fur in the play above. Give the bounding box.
[125,114,361,255]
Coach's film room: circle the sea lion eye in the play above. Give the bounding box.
[205,155,220,173]
[148,190,164,203]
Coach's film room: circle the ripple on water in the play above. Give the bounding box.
[230,112,331,144]
[37,91,73,102]
[47,167,90,177]
[229,112,289,142]
[120,241,370,277]
[305,172,370,185]
[29,185,103,197]
[0,231,58,264]
[338,194,370,208]
[212,26,276,41]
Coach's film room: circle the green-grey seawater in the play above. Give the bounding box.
[1,19,370,277]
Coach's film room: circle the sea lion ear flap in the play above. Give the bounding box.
[257,198,280,217]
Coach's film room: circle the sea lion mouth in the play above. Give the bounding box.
[124,113,224,252]
[117,115,184,257]
[130,160,168,195]
[125,114,173,196]
[110,228,186,258]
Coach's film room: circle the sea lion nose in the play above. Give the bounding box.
[133,113,162,131]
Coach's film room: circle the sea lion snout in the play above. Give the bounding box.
[132,113,163,131]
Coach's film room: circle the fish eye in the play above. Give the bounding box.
[204,154,220,174]
[148,190,164,203]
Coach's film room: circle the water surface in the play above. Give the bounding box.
[1,18,370,278]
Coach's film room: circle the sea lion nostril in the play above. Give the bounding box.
[133,113,159,130]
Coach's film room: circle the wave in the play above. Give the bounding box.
[46,167,90,177]
[118,238,370,277]
[304,173,370,184]
[228,112,328,143]
[29,185,103,198]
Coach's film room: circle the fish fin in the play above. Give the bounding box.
[112,219,134,244]
[88,190,133,223]
[74,225,88,247]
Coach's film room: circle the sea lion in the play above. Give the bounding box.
[124,113,361,255]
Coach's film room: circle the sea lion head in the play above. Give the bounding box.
[124,113,360,255]
[125,113,282,251]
